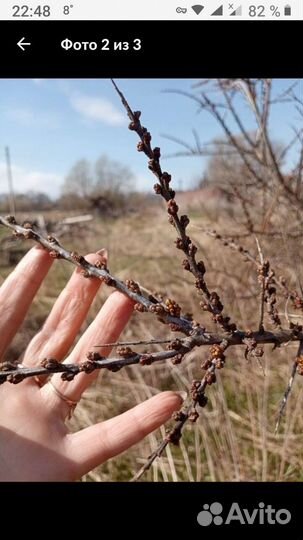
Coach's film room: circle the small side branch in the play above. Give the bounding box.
[132,341,227,481]
[275,341,303,434]
[256,238,266,333]
[131,405,191,482]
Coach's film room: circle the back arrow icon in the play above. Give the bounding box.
[17,37,31,51]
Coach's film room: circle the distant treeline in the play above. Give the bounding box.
[0,189,159,215]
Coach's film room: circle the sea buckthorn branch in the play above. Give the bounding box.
[205,230,283,331]
[132,340,229,481]
[255,238,281,334]
[133,325,303,479]
[201,230,303,435]
[204,229,257,265]
[259,258,282,330]
[1,328,303,386]
[131,402,192,482]
[0,349,184,385]
[111,79,237,335]
[0,215,195,336]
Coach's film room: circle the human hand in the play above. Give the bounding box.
[0,245,183,481]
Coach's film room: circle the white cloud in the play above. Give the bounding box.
[0,162,63,199]
[70,93,125,126]
[8,107,35,125]
[6,107,59,129]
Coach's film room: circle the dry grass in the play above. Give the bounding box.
[2,204,303,482]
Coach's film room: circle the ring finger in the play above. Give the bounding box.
[42,290,134,420]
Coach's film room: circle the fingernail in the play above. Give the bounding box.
[174,391,187,403]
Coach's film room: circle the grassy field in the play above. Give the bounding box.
[1,203,303,482]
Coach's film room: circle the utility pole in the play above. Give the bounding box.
[5,146,16,215]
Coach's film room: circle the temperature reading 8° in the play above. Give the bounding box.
[63,4,74,15]
[249,5,265,16]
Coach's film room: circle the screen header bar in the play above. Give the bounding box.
[0,21,302,77]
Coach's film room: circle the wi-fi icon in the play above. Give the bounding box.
[191,4,204,14]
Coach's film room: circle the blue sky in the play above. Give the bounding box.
[0,78,301,198]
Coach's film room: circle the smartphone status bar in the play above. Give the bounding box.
[0,0,302,20]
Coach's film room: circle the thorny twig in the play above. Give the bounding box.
[275,341,303,434]
[0,349,186,385]
[0,215,195,336]
[206,230,283,331]
[256,237,266,333]
[111,79,237,335]
[93,338,179,348]
[131,403,191,481]
[132,341,228,481]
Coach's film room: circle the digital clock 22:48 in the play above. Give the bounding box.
[12,5,51,17]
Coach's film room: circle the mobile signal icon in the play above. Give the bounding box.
[230,5,242,15]
[211,5,223,16]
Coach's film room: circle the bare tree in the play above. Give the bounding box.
[62,159,92,199]
[166,79,303,236]
[61,155,134,214]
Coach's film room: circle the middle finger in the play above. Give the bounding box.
[22,250,107,368]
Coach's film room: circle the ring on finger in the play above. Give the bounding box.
[48,379,78,419]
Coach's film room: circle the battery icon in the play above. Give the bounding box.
[284,5,291,15]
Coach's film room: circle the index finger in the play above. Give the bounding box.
[0,245,53,359]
